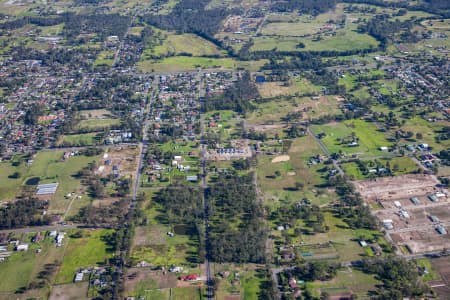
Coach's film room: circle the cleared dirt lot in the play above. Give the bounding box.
[96,145,139,177]
[125,268,177,291]
[430,258,450,299]
[379,199,450,253]
[353,174,440,201]
[49,282,89,300]
[355,174,450,254]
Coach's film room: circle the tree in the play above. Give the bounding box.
[320,291,330,300]
[8,171,21,179]
[416,132,423,140]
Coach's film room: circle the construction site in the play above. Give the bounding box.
[354,174,450,254]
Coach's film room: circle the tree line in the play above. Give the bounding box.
[270,0,336,14]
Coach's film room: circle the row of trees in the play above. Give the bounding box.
[270,0,336,14]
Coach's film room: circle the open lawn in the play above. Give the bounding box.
[300,212,374,262]
[0,233,65,295]
[257,135,334,206]
[261,21,323,36]
[307,268,380,298]
[0,151,99,215]
[76,118,121,131]
[58,132,101,146]
[252,30,378,52]
[55,229,114,284]
[257,77,320,99]
[241,270,263,300]
[342,156,418,180]
[94,50,115,67]
[415,258,440,282]
[131,198,199,267]
[311,120,392,158]
[152,33,225,57]
[139,56,236,72]
[400,117,449,152]
[248,96,340,125]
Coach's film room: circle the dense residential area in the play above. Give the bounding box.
[0,0,449,299]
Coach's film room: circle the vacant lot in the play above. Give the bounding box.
[307,268,380,298]
[131,197,199,268]
[252,30,378,52]
[0,151,99,215]
[152,33,225,57]
[257,135,334,206]
[261,20,323,36]
[139,56,236,72]
[49,282,89,300]
[300,212,372,262]
[400,117,449,152]
[311,120,392,158]
[0,233,65,297]
[76,118,120,131]
[341,156,419,180]
[57,133,101,147]
[247,96,340,125]
[353,174,440,202]
[93,50,115,67]
[55,229,114,284]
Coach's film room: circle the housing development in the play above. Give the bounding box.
[0,0,449,299]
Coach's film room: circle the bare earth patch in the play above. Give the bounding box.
[271,155,290,163]
[49,282,89,300]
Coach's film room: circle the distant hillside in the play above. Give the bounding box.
[271,0,337,14]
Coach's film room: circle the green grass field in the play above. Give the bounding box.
[152,33,225,57]
[252,30,378,52]
[55,229,114,284]
[257,135,335,206]
[248,95,340,125]
[58,133,101,146]
[400,117,448,152]
[93,50,115,67]
[0,152,99,214]
[342,156,418,179]
[307,268,380,298]
[415,258,440,282]
[0,233,66,295]
[261,21,323,36]
[139,56,236,72]
[131,198,199,267]
[241,271,263,300]
[300,212,374,262]
[76,118,121,131]
[311,120,392,158]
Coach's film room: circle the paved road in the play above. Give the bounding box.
[198,73,214,300]
[0,224,78,234]
[111,81,157,299]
